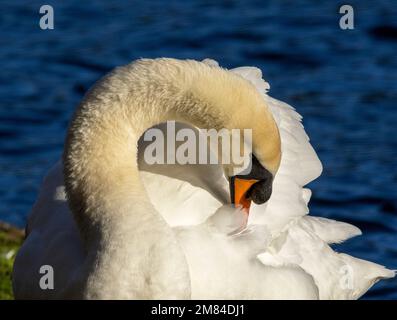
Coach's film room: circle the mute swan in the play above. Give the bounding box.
[13,58,394,299]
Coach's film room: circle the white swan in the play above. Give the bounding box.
[13,58,394,299]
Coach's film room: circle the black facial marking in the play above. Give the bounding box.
[246,178,273,204]
[244,154,273,181]
[232,154,274,205]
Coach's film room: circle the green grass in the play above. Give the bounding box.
[0,223,23,300]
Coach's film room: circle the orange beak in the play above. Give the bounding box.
[230,177,259,212]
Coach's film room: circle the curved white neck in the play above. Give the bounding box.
[62,58,280,298]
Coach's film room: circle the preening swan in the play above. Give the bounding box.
[13,58,394,299]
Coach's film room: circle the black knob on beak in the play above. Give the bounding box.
[230,154,274,210]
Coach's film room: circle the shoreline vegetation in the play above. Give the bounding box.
[0,221,24,300]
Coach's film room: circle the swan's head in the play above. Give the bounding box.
[230,154,275,211]
[178,59,281,211]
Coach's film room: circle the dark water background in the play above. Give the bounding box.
[0,0,396,299]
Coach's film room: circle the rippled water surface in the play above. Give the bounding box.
[1,0,396,299]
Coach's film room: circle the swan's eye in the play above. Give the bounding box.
[230,154,273,212]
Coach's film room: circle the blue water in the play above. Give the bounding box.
[1,0,396,299]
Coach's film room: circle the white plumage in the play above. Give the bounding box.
[13,58,394,299]
[232,64,394,299]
